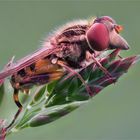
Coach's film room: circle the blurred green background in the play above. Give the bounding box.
[0,1,140,140]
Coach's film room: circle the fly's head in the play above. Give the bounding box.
[86,16,129,51]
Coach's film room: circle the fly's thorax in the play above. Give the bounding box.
[55,40,92,68]
[53,23,94,68]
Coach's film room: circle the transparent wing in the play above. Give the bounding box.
[0,45,59,80]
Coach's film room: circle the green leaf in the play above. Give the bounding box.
[29,101,86,127]
[30,86,46,106]
[0,84,4,106]
[2,50,139,136]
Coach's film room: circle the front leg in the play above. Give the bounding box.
[85,50,112,78]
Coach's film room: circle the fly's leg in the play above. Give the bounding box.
[6,88,22,130]
[87,49,121,82]
[92,55,113,78]
[118,55,123,59]
[57,60,93,97]
[86,51,113,79]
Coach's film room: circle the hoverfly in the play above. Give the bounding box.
[0,16,129,129]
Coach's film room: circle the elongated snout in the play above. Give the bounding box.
[109,29,129,50]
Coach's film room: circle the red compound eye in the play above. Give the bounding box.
[86,23,109,51]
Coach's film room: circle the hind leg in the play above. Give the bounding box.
[6,88,22,130]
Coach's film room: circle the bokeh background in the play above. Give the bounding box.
[0,1,140,140]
